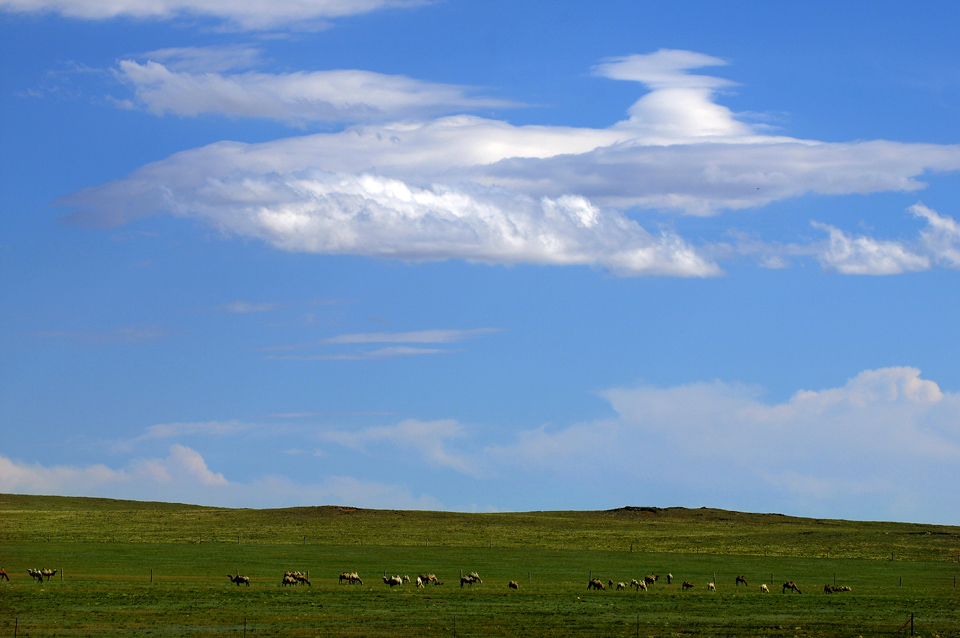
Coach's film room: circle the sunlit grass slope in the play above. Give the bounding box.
[1,494,958,637]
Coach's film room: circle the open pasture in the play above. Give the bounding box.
[1,495,958,637]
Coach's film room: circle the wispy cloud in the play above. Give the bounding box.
[28,325,169,344]
[321,328,501,344]
[136,45,265,73]
[218,300,277,313]
[114,60,516,124]
[138,420,254,439]
[263,327,501,360]
[0,0,426,31]
[0,447,443,509]
[319,418,478,476]
[268,345,450,360]
[812,221,930,275]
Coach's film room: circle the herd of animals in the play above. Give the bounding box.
[0,566,848,595]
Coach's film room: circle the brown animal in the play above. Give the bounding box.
[508,580,519,590]
[0,568,9,582]
[587,578,605,590]
[644,575,658,586]
[418,573,441,586]
[282,574,298,586]
[735,575,747,587]
[616,582,627,590]
[28,569,44,583]
[339,571,362,584]
[383,575,403,587]
[681,581,694,590]
[227,573,250,586]
[460,572,481,588]
[40,568,58,581]
[296,573,311,586]
[782,581,801,594]
[824,584,851,593]
[631,579,647,591]
[666,573,673,584]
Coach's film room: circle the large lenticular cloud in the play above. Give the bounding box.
[56,50,960,276]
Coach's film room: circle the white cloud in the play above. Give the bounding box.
[262,328,501,360]
[812,220,930,275]
[911,202,960,268]
[0,444,227,494]
[269,345,450,360]
[218,300,276,313]
[139,420,253,439]
[28,325,169,343]
[486,367,960,522]
[0,0,424,30]
[57,50,960,276]
[115,60,514,124]
[0,445,442,509]
[321,328,501,344]
[319,419,478,476]
[137,45,265,74]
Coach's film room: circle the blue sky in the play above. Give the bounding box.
[2,0,960,524]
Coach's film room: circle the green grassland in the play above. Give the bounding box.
[1,494,958,637]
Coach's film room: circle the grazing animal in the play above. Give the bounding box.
[616,582,627,590]
[383,575,403,587]
[416,577,424,588]
[681,581,694,590]
[0,568,9,582]
[824,584,851,593]
[608,579,615,588]
[460,574,480,588]
[339,571,362,585]
[284,571,310,586]
[760,584,769,593]
[631,579,647,591]
[782,581,801,594]
[28,569,44,583]
[419,573,441,586]
[587,578,605,591]
[282,575,298,586]
[707,582,716,591]
[666,573,673,585]
[41,568,58,581]
[644,575,659,586]
[736,575,747,587]
[402,575,410,583]
[508,581,519,590]
[227,574,250,586]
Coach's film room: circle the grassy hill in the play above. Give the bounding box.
[1,494,958,637]
[2,493,957,561]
